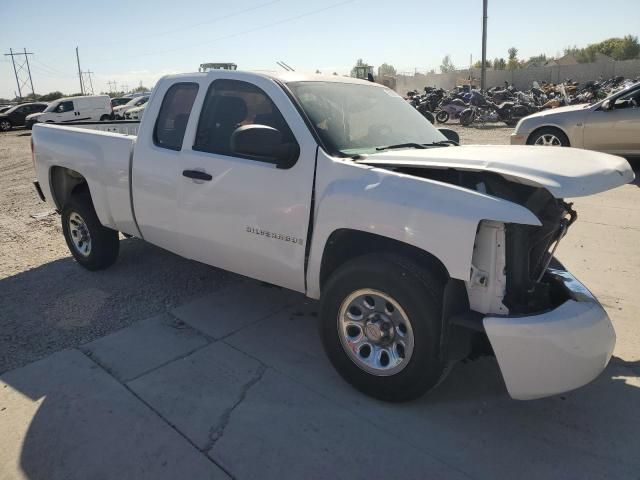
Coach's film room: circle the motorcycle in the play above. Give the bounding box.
[435,97,467,123]
[459,91,538,127]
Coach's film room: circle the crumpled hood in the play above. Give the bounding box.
[359,145,634,198]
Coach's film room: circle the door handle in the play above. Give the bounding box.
[182,169,212,181]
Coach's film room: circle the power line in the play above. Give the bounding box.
[4,48,35,98]
[88,0,282,47]
[99,0,355,63]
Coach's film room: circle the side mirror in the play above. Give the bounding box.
[601,99,612,111]
[230,124,299,169]
[438,128,460,145]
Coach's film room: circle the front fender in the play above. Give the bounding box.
[306,150,540,298]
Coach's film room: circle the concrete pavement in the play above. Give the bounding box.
[2,179,640,479]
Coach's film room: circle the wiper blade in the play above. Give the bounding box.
[375,142,426,151]
[424,140,458,147]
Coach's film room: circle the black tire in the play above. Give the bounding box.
[0,119,12,132]
[100,114,110,121]
[61,191,119,271]
[435,110,449,123]
[320,253,445,402]
[460,109,474,127]
[526,127,570,147]
[422,110,435,124]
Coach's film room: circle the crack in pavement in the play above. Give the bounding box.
[204,364,267,452]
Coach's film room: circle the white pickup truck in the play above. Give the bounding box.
[32,70,634,402]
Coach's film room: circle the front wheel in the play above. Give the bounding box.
[435,110,449,123]
[0,119,12,132]
[320,254,445,402]
[100,114,111,121]
[62,192,119,270]
[527,127,570,147]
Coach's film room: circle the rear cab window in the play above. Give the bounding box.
[153,83,199,151]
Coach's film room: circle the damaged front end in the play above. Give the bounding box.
[389,166,579,314]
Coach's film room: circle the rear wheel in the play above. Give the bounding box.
[100,114,110,121]
[435,110,449,123]
[62,191,119,270]
[0,119,12,132]
[320,254,446,402]
[460,109,474,126]
[527,127,570,147]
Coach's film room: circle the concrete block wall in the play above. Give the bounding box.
[394,59,640,93]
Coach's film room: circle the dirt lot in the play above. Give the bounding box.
[0,125,638,374]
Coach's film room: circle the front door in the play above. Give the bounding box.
[177,75,317,292]
[584,85,640,156]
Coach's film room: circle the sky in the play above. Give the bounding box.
[1,0,639,98]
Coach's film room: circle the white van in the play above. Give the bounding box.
[30,95,113,124]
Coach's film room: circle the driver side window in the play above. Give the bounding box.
[613,88,640,110]
[56,101,74,113]
[193,79,296,159]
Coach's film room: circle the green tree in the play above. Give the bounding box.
[507,47,520,70]
[439,54,456,73]
[473,59,492,68]
[526,54,547,65]
[350,58,367,77]
[378,63,397,76]
[38,91,65,102]
[493,57,506,70]
[132,85,150,93]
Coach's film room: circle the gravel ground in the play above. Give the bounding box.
[0,129,237,373]
[1,124,637,374]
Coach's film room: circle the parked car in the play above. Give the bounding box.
[124,103,146,120]
[0,102,48,131]
[31,70,634,402]
[0,105,15,113]
[26,95,113,128]
[511,82,640,157]
[113,95,149,119]
[111,97,132,108]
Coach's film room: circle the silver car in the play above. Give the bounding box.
[511,82,640,157]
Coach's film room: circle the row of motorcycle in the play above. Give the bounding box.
[405,75,638,127]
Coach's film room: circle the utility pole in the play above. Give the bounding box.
[76,47,84,94]
[107,80,118,93]
[4,48,36,99]
[481,0,488,92]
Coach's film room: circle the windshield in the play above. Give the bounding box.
[288,81,445,155]
[43,101,61,113]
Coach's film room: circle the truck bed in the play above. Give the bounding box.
[32,123,140,236]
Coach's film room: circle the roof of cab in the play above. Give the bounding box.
[159,69,385,87]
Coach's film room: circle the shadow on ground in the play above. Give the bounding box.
[0,238,235,374]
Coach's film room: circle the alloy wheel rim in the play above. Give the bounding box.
[534,134,562,146]
[0,120,10,131]
[337,289,414,376]
[68,212,92,257]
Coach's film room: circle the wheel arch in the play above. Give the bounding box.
[318,229,450,294]
[49,166,90,211]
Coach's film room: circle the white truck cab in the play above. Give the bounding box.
[31,70,634,402]
[28,95,112,125]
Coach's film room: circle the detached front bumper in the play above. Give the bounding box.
[484,269,615,400]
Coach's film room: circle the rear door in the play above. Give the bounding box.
[176,75,317,291]
[131,82,200,254]
[584,86,640,155]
